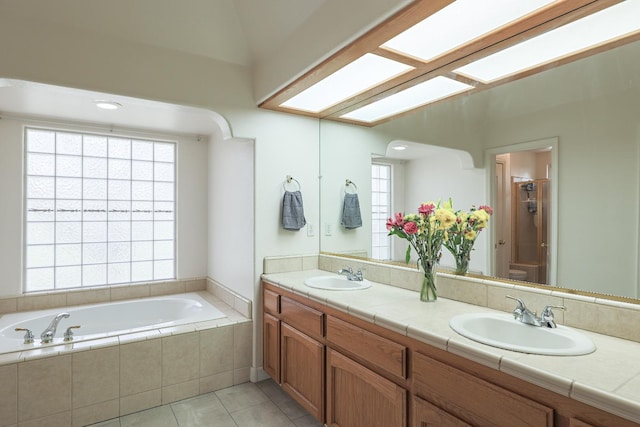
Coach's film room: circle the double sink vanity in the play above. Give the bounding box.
[261,255,640,426]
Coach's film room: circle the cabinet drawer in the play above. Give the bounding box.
[280,297,324,340]
[264,289,280,315]
[326,315,406,380]
[413,352,553,427]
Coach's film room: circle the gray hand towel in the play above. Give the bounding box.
[341,193,362,229]
[282,190,307,230]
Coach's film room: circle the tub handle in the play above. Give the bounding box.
[15,327,35,344]
[63,325,81,342]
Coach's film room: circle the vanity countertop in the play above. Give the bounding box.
[262,269,640,424]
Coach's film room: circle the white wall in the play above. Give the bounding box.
[0,116,209,297]
[208,131,255,302]
[402,153,487,273]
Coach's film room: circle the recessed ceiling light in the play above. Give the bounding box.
[340,76,473,123]
[382,0,556,62]
[454,1,640,83]
[95,101,122,110]
[392,145,408,151]
[280,53,414,113]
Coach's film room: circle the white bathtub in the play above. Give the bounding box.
[0,293,226,354]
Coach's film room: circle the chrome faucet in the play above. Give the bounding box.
[338,266,363,281]
[506,296,565,328]
[40,312,70,343]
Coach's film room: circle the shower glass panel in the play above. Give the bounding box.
[513,178,549,284]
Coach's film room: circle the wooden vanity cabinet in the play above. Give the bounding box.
[327,348,406,427]
[262,286,325,422]
[279,297,325,421]
[262,289,280,381]
[412,352,553,427]
[262,280,639,427]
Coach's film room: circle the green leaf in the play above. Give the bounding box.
[405,244,412,264]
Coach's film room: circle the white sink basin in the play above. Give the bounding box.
[449,312,596,356]
[304,276,372,291]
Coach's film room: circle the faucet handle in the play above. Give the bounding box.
[541,305,565,317]
[63,325,81,342]
[506,295,527,310]
[540,305,565,328]
[15,328,34,344]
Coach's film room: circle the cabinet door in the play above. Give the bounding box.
[413,352,553,427]
[263,312,280,382]
[326,348,406,427]
[281,322,324,422]
[413,395,471,427]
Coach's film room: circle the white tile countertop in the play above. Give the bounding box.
[262,269,640,424]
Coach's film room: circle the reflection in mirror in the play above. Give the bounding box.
[488,139,557,287]
[320,38,640,301]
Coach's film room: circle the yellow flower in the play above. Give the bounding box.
[463,229,477,240]
[435,208,456,230]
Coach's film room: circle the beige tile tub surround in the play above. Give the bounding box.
[296,254,640,343]
[0,292,251,427]
[0,278,207,316]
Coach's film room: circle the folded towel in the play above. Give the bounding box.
[341,193,362,229]
[282,190,307,231]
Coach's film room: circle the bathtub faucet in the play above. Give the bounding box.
[40,312,70,343]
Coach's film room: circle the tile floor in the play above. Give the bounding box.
[89,379,323,427]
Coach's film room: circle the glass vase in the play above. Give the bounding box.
[454,254,470,275]
[419,259,438,302]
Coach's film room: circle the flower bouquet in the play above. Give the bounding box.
[443,203,493,275]
[386,201,456,302]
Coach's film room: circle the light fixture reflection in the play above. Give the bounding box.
[392,145,408,151]
[454,1,640,83]
[95,101,122,110]
[340,76,473,123]
[382,0,556,61]
[279,53,413,113]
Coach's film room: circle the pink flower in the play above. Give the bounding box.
[385,218,394,230]
[479,205,493,215]
[404,221,418,234]
[418,203,435,216]
[386,212,405,230]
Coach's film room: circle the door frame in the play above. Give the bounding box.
[485,137,558,286]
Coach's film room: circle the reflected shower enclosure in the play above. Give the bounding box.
[512,178,550,284]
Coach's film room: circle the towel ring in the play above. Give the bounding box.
[345,179,358,194]
[283,175,301,192]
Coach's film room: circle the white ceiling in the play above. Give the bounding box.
[0,0,326,67]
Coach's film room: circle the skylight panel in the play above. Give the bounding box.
[279,53,414,113]
[382,0,556,61]
[340,76,473,123]
[454,1,640,83]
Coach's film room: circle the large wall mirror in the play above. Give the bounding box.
[319,38,640,301]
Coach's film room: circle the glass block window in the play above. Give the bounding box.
[24,128,176,292]
[371,163,391,260]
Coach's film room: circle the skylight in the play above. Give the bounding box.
[382,0,557,61]
[279,53,414,113]
[454,1,640,83]
[340,76,473,123]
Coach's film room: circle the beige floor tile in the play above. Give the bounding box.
[292,414,324,427]
[215,383,269,413]
[87,420,121,427]
[119,405,178,427]
[171,393,236,427]
[230,400,295,427]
